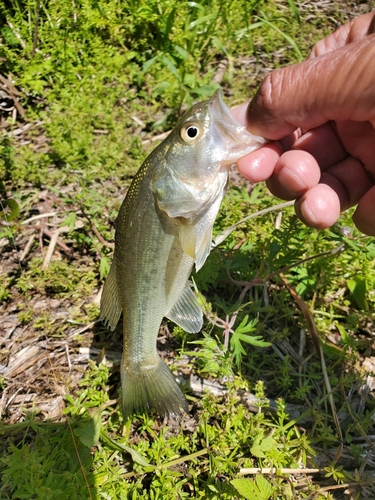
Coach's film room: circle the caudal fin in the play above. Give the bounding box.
[121,356,188,419]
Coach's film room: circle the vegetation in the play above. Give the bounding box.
[1,0,375,498]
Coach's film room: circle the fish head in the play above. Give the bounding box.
[151,89,266,219]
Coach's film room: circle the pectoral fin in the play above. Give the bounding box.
[193,171,228,272]
[100,254,122,331]
[179,224,196,260]
[195,226,213,272]
[166,283,203,333]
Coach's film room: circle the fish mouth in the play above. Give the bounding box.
[208,88,266,161]
[208,89,244,136]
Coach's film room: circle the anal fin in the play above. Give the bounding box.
[100,254,122,331]
[166,283,203,333]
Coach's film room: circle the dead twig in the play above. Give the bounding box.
[239,467,322,475]
[42,228,62,270]
[19,233,36,262]
[141,130,171,147]
[212,200,295,248]
[42,227,72,255]
[0,73,26,117]
[80,206,114,248]
[22,212,58,225]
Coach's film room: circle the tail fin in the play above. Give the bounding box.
[121,356,188,419]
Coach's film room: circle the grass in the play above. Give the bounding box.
[1,0,375,499]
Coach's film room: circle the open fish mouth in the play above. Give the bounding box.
[208,89,266,161]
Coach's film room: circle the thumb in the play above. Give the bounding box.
[243,35,375,140]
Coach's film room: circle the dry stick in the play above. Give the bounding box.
[22,213,72,258]
[42,228,72,255]
[67,320,100,339]
[212,200,295,249]
[65,344,72,374]
[35,228,71,255]
[80,206,114,248]
[239,467,322,475]
[319,482,370,493]
[19,233,36,262]
[141,130,171,146]
[0,74,22,96]
[38,224,45,258]
[0,387,8,419]
[42,227,61,269]
[0,74,26,116]
[4,386,23,410]
[22,212,58,225]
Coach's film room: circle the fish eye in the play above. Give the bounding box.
[180,122,203,143]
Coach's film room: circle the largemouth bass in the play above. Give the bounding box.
[100,90,265,419]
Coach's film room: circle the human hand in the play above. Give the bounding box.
[232,11,375,236]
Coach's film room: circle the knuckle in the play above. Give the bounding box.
[256,69,283,114]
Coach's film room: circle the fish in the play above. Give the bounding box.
[100,90,265,419]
